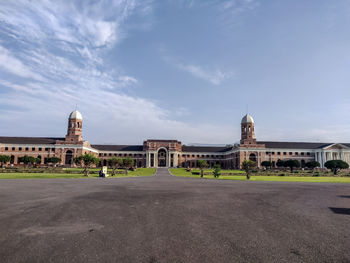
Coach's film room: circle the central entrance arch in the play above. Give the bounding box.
[157,148,167,167]
[65,150,73,165]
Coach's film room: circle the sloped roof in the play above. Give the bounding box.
[0,137,64,145]
[92,145,144,151]
[182,145,233,153]
[258,141,333,149]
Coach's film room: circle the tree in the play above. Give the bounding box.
[213,164,221,178]
[47,157,61,166]
[108,157,123,176]
[276,159,285,169]
[74,153,100,176]
[284,159,300,172]
[305,161,320,171]
[19,155,38,167]
[261,161,272,169]
[0,155,11,167]
[197,160,208,178]
[122,157,134,175]
[324,160,349,175]
[242,160,256,180]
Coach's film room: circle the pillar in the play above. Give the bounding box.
[322,152,325,168]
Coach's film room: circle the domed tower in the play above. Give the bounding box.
[65,110,83,143]
[240,114,256,145]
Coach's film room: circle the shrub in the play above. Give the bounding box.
[213,164,221,178]
[279,173,285,176]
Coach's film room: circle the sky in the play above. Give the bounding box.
[0,0,350,145]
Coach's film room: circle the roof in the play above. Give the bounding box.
[241,114,254,124]
[92,145,144,151]
[0,137,64,145]
[258,141,333,149]
[145,139,179,143]
[69,110,82,120]
[182,145,233,153]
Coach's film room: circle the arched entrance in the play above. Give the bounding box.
[65,150,73,165]
[249,153,257,164]
[157,148,167,167]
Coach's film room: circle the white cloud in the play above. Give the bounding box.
[177,63,233,85]
[0,46,43,80]
[0,0,237,144]
[160,48,234,85]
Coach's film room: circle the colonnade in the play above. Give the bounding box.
[315,151,350,168]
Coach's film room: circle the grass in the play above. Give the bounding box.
[0,168,156,179]
[169,168,350,183]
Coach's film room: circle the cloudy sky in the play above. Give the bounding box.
[0,0,350,145]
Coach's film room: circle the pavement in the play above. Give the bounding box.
[0,168,349,263]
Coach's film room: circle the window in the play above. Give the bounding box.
[277,152,281,155]
[32,147,35,151]
[283,152,287,155]
[45,148,49,151]
[52,148,55,151]
[307,152,311,156]
[25,147,29,151]
[104,153,107,156]
[289,152,292,155]
[12,147,15,150]
[18,147,22,151]
[109,153,112,156]
[99,153,102,157]
[272,152,275,155]
[295,152,299,155]
[5,147,8,151]
[301,152,304,156]
[38,148,42,151]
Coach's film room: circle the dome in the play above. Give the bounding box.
[241,114,254,124]
[69,110,83,120]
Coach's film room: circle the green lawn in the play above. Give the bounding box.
[169,168,350,183]
[0,168,156,179]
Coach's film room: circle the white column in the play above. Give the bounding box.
[146,152,149,168]
[321,152,326,168]
[166,151,170,167]
[315,152,318,162]
[156,151,159,168]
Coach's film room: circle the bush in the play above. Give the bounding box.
[279,173,285,176]
[313,172,320,177]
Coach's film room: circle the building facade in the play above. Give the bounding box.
[1,110,350,169]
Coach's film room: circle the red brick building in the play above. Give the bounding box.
[1,111,349,169]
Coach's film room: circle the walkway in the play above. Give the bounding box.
[154,167,172,176]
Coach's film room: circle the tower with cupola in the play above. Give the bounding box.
[65,110,83,143]
[240,114,256,145]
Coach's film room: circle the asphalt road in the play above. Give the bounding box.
[0,168,349,263]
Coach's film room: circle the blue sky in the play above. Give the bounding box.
[0,0,350,145]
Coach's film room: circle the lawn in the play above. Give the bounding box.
[169,168,350,183]
[0,168,156,179]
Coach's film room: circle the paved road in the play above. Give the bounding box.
[0,169,349,263]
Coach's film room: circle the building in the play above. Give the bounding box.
[1,110,350,169]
